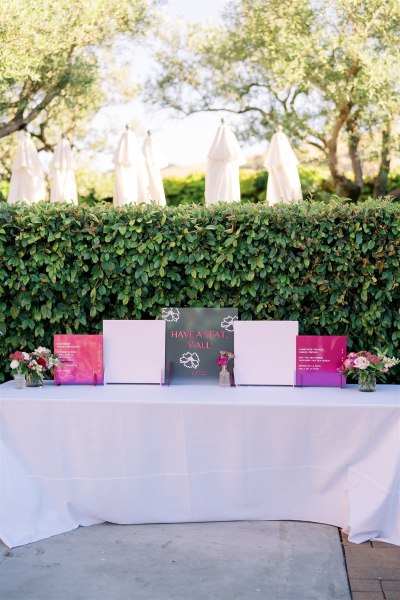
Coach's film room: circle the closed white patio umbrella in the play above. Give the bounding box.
[113,126,149,207]
[8,131,46,204]
[50,135,78,204]
[142,131,167,206]
[264,127,302,205]
[205,119,246,205]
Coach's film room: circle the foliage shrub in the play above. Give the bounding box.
[163,173,205,206]
[0,200,399,383]
[161,169,399,206]
[359,173,400,202]
[0,181,9,203]
[75,169,113,205]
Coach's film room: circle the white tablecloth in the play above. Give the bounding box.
[1,382,399,548]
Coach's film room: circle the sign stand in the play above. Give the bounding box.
[54,368,99,386]
[295,371,346,388]
[167,362,173,387]
[231,367,236,387]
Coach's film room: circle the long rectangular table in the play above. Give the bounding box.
[1,381,399,548]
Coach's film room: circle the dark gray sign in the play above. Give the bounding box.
[162,307,238,385]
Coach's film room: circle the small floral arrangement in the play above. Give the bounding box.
[216,350,234,367]
[10,347,62,380]
[339,350,399,379]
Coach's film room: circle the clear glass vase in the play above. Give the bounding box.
[358,371,376,392]
[13,373,26,389]
[219,364,231,387]
[26,373,44,387]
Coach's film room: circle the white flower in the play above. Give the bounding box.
[22,352,30,360]
[10,359,20,369]
[179,352,200,369]
[382,356,399,368]
[162,308,180,322]
[354,356,369,370]
[34,346,50,354]
[221,315,238,332]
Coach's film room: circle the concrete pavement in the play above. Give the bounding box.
[0,521,351,600]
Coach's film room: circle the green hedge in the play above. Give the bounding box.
[162,168,331,205]
[163,169,400,205]
[0,200,399,383]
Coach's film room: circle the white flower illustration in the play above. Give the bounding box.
[179,352,200,369]
[162,308,180,322]
[221,315,238,332]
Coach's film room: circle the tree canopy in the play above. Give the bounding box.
[147,0,400,198]
[0,0,157,161]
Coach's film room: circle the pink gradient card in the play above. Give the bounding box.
[295,335,346,387]
[54,334,104,385]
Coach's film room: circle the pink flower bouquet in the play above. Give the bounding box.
[340,350,399,379]
[216,350,234,366]
[10,347,62,382]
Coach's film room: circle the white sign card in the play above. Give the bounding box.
[234,320,299,385]
[103,320,166,384]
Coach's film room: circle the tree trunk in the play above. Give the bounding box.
[347,118,364,192]
[327,139,361,201]
[326,103,362,201]
[373,127,391,198]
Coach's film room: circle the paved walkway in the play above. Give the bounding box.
[1,522,399,600]
[1,521,350,600]
[342,533,400,600]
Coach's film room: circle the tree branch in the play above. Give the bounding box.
[307,140,326,152]
[30,124,54,153]
[0,86,64,139]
